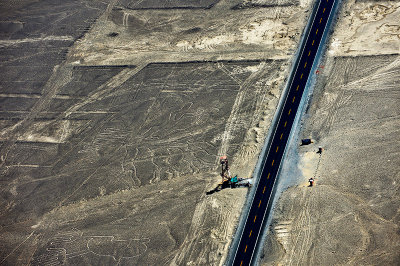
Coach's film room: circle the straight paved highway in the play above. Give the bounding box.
[231,0,337,265]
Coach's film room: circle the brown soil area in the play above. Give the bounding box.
[0,0,313,264]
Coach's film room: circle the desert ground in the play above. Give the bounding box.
[0,0,313,265]
[261,1,400,265]
[2,0,398,265]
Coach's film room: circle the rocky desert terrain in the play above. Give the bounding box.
[0,0,313,265]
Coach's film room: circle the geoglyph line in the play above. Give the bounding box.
[217,62,266,159]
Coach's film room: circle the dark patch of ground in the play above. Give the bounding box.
[0,0,109,95]
[232,0,298,9]
[118,0,220,10]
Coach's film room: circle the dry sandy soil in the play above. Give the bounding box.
[0,0,313,265]
[261,1,400,265]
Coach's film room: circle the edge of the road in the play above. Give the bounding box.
[251,0,343,264]
[225,0,342,265]
[225,2,320,264]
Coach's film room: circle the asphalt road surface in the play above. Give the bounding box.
[231,0,337,265]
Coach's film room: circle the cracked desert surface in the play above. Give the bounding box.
[0,0,399,265]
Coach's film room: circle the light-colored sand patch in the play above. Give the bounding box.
[0,36,74,48]
[299,151,318,180]
[0,120,81,143]
[68,4,308,65]
[328,1,400,56]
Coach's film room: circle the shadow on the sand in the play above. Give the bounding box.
[206,179,251,195]
[206,181,231,195]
